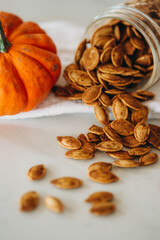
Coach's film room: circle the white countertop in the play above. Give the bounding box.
[0,1,160,240]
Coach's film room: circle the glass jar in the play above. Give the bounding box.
[84,0,160,90]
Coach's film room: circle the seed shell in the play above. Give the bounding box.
[103,125,122,143]
[128,146,151,156]
[27,164,46,181]
[111,45,124,67]
[88,162,112,172]
[131,106,149,125]
[75,38,87,63]
[69,70,93,87]
[122,135,146,148]
[99,93,111,107]
[112,97,128,120]
[134,120,150,142]
[88,125,104,135]
[111,119,134,136]
[86,133,100,143]
[57,136,81,149]
[119,94,143,110]
[147,129,160,149]
[94,106,109,126]
[50,177,83,189]
[88,169,119,184]
[106,150,135,160]
[113,160,139,168]
[44,196,64,213]
[82,85,102,104]
[19,191,39,212]
[139,153,158,166]
[85,191,113,203]
[65,149,94,160]
[96,140,123,152]
[78,134,96,153]
[82,47,99,71]
[90,202,116,216]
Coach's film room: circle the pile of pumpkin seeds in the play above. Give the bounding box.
[20,19,160,216]
[54,20,160,215]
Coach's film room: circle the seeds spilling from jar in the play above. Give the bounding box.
[55,19,159,176]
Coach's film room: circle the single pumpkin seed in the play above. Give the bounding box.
[90,202,115,216]
[50,177,83,189]
[128,146,151,156]
[86,132,100,143]
[27,164,46,181]
[81,47,99,71]
[96,140,123,152]
[147,129,160,149]
[139,153,158,166]
[114,24,121,41]
[106,150,135,160]
[19,191,39,212]
[112,97,128,120]
[57,136,81,149]
[134,120,150,142]
[88,169,119,184]
[82,85,102,104]
[94,106,109,126]
[88,124,104,135]
[111,45,124,67]
[100,47,112,63]
[85,191,113,203]
[111,119,134,136]
[99,93,111,107]
[75,39,87,63]
[65,148,94,160]
[119,93,143,110]
[88,162,112,172]
[113,160,139,168]
[68,70,93,87]
[44,196,64,213]
[98,64,139,76]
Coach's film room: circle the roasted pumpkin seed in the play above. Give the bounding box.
[82,85,102,104]
[96,140,123,152]
[19,191,39,212]
[88,169,119,184]
[94,106,109,126]
[85,191,113,203]
[112,97,128,120]
[106,150,135,160]
[50,177,83,189]
[57,136,81,149]
[128,146,151,156]
[81,47,99,71]
[103,125,122,143]
[44,196,64,213]
[65,149,94,160]
[90,202,116,216]
[88,162,112,172]
[113,160,139,168]
[75,39,86,63]
[139,153,158,166]
[119,94,143,110]
[134,120,150,142]
[88,124,104,135]
[27,164,46,181]
[111,119,134,136]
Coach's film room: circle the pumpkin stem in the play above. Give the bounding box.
[0,21,12,53]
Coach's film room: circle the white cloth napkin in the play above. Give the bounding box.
[0,20,160,120]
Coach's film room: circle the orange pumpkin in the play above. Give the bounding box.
[0,11,61,115]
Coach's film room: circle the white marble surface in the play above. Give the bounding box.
[0,1,160,240]
[0,114,160,240]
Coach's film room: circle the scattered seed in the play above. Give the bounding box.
[50,177,83,189]
[27,164,46,181]
[44,196,64,213]
[19,191,39,212]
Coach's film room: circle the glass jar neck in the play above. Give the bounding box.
[85,5,160,90]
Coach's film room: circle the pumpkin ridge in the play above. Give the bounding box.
[0,54,27,115]
[11,33,57,53]
[9,48,53,111]
[11,46,57,89]
[11,44,61,87]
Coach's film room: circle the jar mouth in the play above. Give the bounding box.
[84,5,160,90]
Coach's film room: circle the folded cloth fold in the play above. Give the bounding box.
[0,20,160,120]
